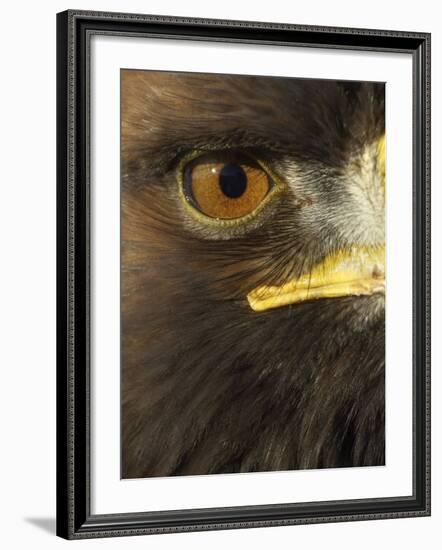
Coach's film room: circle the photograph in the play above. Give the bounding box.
[54,8,430,539]
[121,70,386,479]
[0,0,437,547]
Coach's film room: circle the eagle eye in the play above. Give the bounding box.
[178,151,278,224]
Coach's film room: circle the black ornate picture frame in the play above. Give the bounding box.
[56,10,431,539]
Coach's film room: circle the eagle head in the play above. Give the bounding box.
[121,70,385,478]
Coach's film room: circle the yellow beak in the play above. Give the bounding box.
[247,246,385,312]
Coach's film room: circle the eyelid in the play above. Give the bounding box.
[176,149,286,227]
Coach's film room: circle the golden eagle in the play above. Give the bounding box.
[121,70,385,478]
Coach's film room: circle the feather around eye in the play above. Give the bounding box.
[178,151,284,226]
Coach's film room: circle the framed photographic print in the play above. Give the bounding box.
[56,10,431,539]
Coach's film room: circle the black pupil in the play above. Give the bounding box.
[219,164,247,198]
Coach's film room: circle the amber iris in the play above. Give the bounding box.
[183,155,271,220]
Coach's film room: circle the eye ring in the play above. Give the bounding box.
[177,150,285,227]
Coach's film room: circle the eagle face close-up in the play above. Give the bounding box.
[121,70,386,479]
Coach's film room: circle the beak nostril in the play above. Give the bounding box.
[372,264,384,280]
